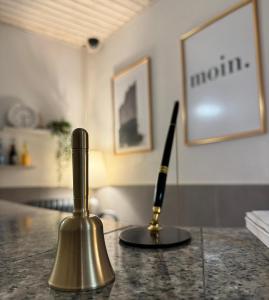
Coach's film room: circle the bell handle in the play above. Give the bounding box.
[72,128,89,216]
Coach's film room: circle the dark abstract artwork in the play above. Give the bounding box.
[112,57,152,154]
[118,82,143,147]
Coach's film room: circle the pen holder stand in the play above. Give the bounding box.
[119,211,191,248]
[48,128,115,291]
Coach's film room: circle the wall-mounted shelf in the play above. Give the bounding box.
[0,126,50,136]
[0,165,35,170]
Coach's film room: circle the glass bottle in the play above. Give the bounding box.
[0,139,5,165]
[8,140,18,165]
[21,142,31,166]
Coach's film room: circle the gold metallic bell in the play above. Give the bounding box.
[48,128,115,291]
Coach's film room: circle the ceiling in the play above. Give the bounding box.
[0,0,154,47]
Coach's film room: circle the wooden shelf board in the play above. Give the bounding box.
[0,127,50,136]
[0,165,35,170]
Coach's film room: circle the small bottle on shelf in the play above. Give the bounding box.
[21,142,32,167]
[0,139,5,165]
[8,139,18,165]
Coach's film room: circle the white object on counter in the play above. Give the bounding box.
[246,210,269,248]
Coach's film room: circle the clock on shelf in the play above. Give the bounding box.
[7,103,39,129]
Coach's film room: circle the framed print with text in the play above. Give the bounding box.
[180,0,265,146]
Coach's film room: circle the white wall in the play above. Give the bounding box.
[0,23,85,187]
[87,0,269,185]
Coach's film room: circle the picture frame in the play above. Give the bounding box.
[112,57,153,154]
[180,0,265,146]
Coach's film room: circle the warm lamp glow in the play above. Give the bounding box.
[89,150,107,189]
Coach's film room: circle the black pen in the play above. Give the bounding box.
[148,101,179,232]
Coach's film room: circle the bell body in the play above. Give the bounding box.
[48,214,115,291]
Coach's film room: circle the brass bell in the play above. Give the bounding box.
[48,128,115,291]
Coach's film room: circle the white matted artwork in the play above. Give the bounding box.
[112,57,152,154]
[180,0,265,146]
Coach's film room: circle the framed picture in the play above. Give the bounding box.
[112,57,153,154]
[180,0,265,146]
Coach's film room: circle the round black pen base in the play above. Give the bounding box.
[119,226,191,248]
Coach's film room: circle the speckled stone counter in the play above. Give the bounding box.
[1,200,269,299]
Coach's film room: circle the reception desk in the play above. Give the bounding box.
[0,199,269,299]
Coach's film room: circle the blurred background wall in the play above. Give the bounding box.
[0,23,85,187]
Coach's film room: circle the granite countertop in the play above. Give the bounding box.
[1,200,269,299]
